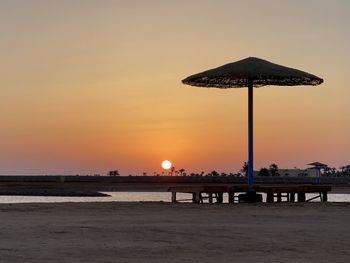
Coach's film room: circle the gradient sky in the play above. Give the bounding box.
[0,0,349,175]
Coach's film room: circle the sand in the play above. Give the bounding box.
[0,202,349,263]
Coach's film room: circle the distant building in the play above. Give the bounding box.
[254,168,319,177]
[305,168,319,178]
[277,168,319,177]
[278,168,306,177]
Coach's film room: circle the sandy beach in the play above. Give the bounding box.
[0,202,349,263]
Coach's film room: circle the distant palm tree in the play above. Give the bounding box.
[323,166,332,176]
[170,166,175,176]
[241,162,248,177]
[179,168,185,176]
[269,163,279,176]
[259,168,270,177]
[340,166,350,176]
[331,167,337,175]
[211,170,219,177]
[343,165,350,176]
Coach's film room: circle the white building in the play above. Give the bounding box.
[277,168,318,177]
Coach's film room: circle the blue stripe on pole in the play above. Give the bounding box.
[248,81,254,185]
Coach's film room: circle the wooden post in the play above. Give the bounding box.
[228,192,235,203]
[217,193,223,203]
[266,192,274,203]
[289,192,295,202]
[322,191,328,202]
[298,192,306,202]
[171,192,176,203]
[208,193,213,203]
[285,193,290,202]
[277,193,282,203]
[194,192,201,204]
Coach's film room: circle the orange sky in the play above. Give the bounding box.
[0,0,349,175]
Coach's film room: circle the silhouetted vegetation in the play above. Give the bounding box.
[259,168,270,176]
[240,162,248,177]
[269,163,279,176]
[108,170,119,176]
[106,163,350,178]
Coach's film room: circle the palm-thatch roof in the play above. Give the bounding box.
[307,162,328,167]
[182,57,323,88]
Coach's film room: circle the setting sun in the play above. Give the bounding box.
[161,160,172,170]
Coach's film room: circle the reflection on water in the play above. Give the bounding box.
[0,192,349,203]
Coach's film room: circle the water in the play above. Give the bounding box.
[0,192,349,203]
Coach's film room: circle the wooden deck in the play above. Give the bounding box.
[168,184,332,203]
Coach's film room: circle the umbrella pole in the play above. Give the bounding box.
[248,79,254,185]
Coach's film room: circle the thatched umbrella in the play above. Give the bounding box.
[182,57,323,185]
[307,162,328,182]
[307,162,328,168]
